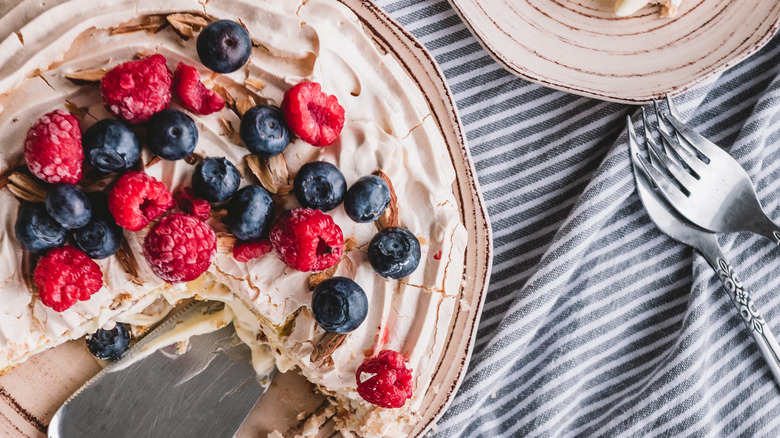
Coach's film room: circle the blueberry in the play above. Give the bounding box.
[192,157,240,202]
[45,184,92,230]
[15,203,67,253]
[311,277,368,333]
[73,193,123,259]
[85,322,131,360]
[240,105,291,158]
[343,175,390,223]
[82,119,141,173]
[146,109,198,160]
[196,20,252,73]
[368,227,421,279]
[227,186,274,241]
[293,162,346,212]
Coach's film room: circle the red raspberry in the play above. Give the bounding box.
[34,246,103,312]
[109,171,174,231]
[269,208,343,272]
[281,82,345,147]
[356,350,414,409]
[173,62,225,115]
[233,239,272,262]
[23,109,83,184]
[101,54,173,124]
[175,187,211,221]
[142,213,216,283]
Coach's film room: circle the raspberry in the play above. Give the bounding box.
[101,54,173,124]
[269,208,343,272]
[356,350,414,409]
[109,171,174,231]
[175,187,211,221]
[142,213,217,283]
[23,109,83,184]
[281,82,345,147]
[34,246,103,312]
[173,62,225,115]
[233,239,272,262]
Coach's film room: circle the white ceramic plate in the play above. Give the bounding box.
[0,1,493,437]
[447,0,780,103]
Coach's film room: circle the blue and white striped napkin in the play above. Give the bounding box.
[375,0,780,436]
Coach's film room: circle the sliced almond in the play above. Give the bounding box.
[373,170,399,229]
[64,101,89,121]
[245,78,266,91]
[64,68,106,85]
[7,171,47,203]
[218,117,241,145]
[116,237,143,286]
[217,232,237,255]
[308,264,338,289]
[246,154,289,195]
[236,96,256,117]
[212,84,235,109]
[166,13,209,40]
[0,164,26,190]
[145,155,162,169]
[183,153,204,166]
[310,333,348,363]
[110,14,168,35]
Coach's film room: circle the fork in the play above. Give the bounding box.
[633,95,780,245]
[628,116,780,387]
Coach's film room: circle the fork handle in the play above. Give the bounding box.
[706,252,780,387]
[748,214,780,246]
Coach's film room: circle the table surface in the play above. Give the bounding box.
[376,0,780,437]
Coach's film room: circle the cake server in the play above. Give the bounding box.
[48,301,274,438]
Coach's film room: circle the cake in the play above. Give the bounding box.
[615,0,682,17]
[0,0,468,436]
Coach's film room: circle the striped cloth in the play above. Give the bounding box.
[374,1,780,436]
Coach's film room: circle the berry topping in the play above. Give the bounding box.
[173,62,225,115]
[142,213,216,283]
[356,350,413,409]
[240,105,291,158]
[45,184,92,230]
[109,171,174,232]
[282,82,345,147]
[175,187,211,221]
[368,227,421,279]
[269,208,343,272]
[82,119,141,173]
[192,157,240,202]
[293,161,346,212]
[100,54,173,124]
[196,20,252,73]
[311,277,368,333]
[15,203,67,253]
[233,239,272,262]
[226,186,274,241]
[73,192,123,260]
[86,322,131,360]
[344,175,391,223]
[146,109,198,161]
[23,109,83,184]
[34,246,103,312]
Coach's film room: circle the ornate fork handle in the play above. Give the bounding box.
[714,257,780,384]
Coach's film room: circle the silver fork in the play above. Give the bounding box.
[628,116,780,387]
[633,95,780,245]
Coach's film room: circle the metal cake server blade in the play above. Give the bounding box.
[48,301,274,438]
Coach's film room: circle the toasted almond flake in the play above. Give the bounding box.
[116,238,143,286]
[373,170,399,229]
[110,14,167,35]
[344,236,358,252]
[246,154,289,195]
[310,333,348,363]
[0,164,26,190]
[64,101,89,120]
[212,84,235,109]
[245,78,267,91]
[145,155,162,168]
[218,117,241,145]
[217,233,237,255]
[236,96,256,117]
[7,172,47,203]
[183,153,204,166]
[135,49,157,59]
[166,13,209,40]
[308,264,338,289]
[64,68,106,84]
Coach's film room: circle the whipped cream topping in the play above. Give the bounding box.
[0,0,467,435]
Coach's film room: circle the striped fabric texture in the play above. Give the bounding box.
[374,1,780,436]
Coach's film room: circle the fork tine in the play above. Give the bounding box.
[661,111,721,161]
[639,108,700,188]
[655,120,708,176]
[665,93,681,120]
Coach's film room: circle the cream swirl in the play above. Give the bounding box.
[0,0,467,436]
